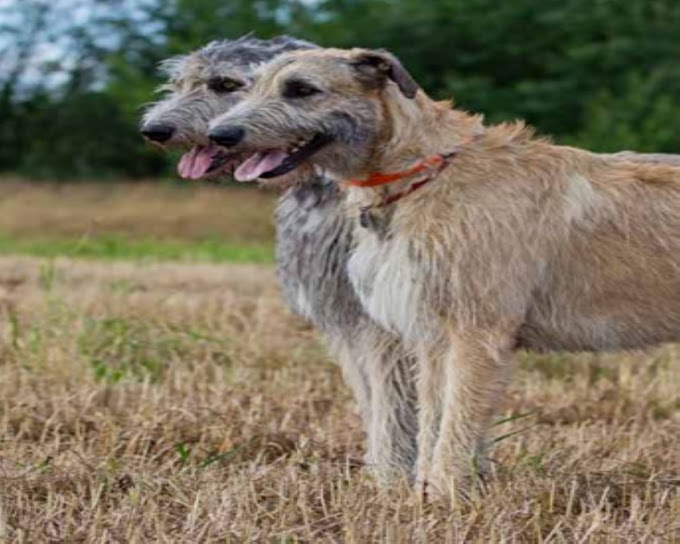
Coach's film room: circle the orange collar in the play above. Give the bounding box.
[350,150,460,214]
[347,153,455,188]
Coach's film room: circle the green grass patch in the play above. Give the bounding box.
[0,234,273,263]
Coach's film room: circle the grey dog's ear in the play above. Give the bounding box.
[350,49,420,99]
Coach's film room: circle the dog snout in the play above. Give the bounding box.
[141,123,175,143]
[208,126,245,148]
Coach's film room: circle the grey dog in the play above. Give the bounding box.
[140,36,419,482]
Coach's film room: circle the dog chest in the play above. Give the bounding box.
[348,230,430,339]
[275,183,366,336]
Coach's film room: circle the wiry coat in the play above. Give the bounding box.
[141,37,417,478]
[142,36,318,146]
[207,46,680,495]
[276,179,417,476]
[349,109,680,492]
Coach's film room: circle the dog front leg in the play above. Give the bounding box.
[331,337,372,431]
[425,329,514,498]
[414,342,446,491]
[330,329,417,483]
[365,338,418,483]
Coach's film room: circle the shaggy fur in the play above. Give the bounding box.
[209,46,680,496]
[141,38,417,481]
[142,36,317,146]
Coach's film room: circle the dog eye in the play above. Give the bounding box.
[283,80,322,99]
[207,78,243,94]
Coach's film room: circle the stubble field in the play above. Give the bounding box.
[0,181,679,542]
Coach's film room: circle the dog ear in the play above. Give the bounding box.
[350,49,420,99]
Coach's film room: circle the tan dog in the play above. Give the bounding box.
[208,47,680,496]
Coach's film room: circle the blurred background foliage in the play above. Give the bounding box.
[1,0,680,180]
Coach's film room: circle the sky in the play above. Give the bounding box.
[0,0,162,95]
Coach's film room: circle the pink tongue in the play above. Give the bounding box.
[234,150,289,182]
[177,146,220,179]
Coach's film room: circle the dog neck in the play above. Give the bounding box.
[346,89,484,208]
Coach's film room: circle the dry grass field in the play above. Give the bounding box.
[0,181,679,542]
[0,179,276,244]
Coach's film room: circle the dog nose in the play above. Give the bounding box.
[209,126,245,147]
[141,123,175,143]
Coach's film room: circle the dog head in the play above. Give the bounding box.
[207,48,421,183]
[140,35,317,180]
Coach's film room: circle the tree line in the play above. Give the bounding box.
[2,0,680,180]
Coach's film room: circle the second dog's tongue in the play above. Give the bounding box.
[177,146,219,179]
[234,150,288,182]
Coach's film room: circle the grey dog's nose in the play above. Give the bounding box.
[209,126,245,147]
[141,123,175,143]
